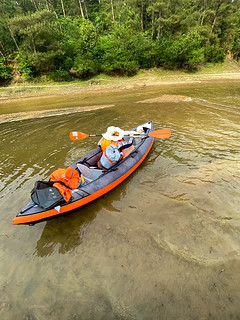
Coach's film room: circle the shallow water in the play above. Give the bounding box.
[0,81,240,319]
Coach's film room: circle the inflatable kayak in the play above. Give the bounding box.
[12,121,156,225]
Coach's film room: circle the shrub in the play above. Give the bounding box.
[49,69,72,82]
[204,45,226,63]
[0,59,13,84]
[17,55,36,80]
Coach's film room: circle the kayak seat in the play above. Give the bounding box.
[122,145,135,158]
[77,163,104,183]
[79,151,103,168]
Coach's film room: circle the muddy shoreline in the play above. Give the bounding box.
[0,71,239,124]
[0,104,115,124]
[1,71,240,103]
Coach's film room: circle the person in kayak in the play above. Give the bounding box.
[98,126,132,151]
[98,126,134,170]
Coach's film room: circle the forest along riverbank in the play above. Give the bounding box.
[0,1,239,85]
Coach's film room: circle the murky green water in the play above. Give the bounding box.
[0,81,240,319]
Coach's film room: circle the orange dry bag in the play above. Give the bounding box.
[50,167,80,202]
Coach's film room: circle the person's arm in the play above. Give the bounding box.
[118,137,133,152]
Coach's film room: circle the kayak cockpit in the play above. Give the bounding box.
[77,163,104,183]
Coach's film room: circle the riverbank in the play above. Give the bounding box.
[0,62,239,124]
[1,62,240,103]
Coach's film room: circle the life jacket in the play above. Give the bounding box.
[99,138,125,152]
[50,167,80,202]
[98,144,123,171]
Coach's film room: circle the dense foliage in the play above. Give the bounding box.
[0,0,239,81]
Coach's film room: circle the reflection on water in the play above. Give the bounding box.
[34,206,98,257]
[34,183,127,257]
[0,81,240,319]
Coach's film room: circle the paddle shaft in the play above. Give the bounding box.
[89,134,102,137]
[70,128,171,141]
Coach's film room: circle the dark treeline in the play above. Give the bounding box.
[0,0,239,82]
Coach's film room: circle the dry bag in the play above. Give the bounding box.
[31,181,64,210]
[50,167,80,202]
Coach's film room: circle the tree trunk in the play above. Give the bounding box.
[151,9,154,40]
[210,4,220,36]
[140,3,144,31]
[83,0,89,19]
[8,24,20,51]
[50,8,62,31]
[78,0,85,19]
[200,10,205,26]
[157,10,161,39]
[31,0,38,11]
[0,41,5,58]
[0,40,5,55]
[210,14,217,35]
[45,0,50,10]
[60,0,66,17]
[110,0,115,22]
[31,35,36,54]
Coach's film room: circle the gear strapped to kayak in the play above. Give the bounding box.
[31,168,80,209]
[31,181,64,210]
[50,167,80,202]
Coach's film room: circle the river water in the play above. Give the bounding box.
[0,81,240,319]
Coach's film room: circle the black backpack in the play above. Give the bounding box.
[31,181,64,210]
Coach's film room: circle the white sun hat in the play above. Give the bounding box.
[102,126,125,141]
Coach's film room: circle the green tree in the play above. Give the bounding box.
[97,33,139,75]
[59,17,98,77]
[10,10,64,73]
[0,0,239,82]
[96,5,141,75]
[132,33,156,68]
[156,30,205,69]
[232,28,240,60]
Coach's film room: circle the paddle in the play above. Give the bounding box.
[70,132,102,141]
[70,128,171,141]
[133,129,171,139]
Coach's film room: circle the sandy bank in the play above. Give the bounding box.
[0,104,114,124]
[137,95,193,103]
[1,71,240,103]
